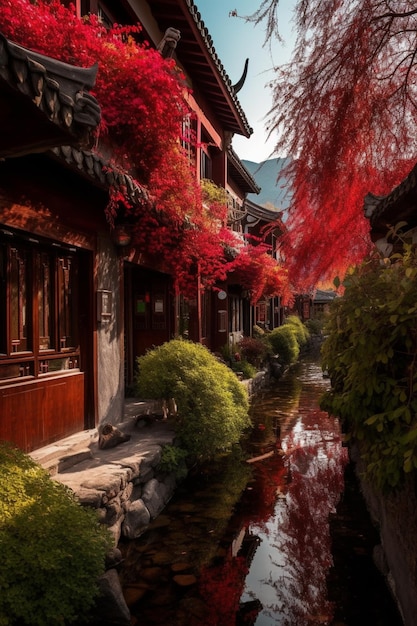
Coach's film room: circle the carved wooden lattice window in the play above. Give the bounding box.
[0,245,6,355]
[58,256,75,350]
[39,252,52,350]
[230,295,241,333]
[0,236,80,383]
[10,247,29,353]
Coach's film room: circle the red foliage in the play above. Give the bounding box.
[197,555,249,626]
[229,242,291,304]
[0,0,188,178]
[0,0,290,300]
[245,453,288,530]
[260,1,417,290]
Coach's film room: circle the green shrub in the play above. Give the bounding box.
[0,442,113,626]
[321,246,417,491]
[219,343,233,363]
[305,317,324,336]
[135,339,251,461]
[284,315,310,346]
[230,358,257,379]
[252,324,266,338]
[267,325,300,366]
[158,444,188,480]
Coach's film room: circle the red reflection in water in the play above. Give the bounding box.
[123,362,349,626]
[189,397,348,626]
[242,410,348,626]
[193,452,288,626]
[198,556,250,625]
[243,448,289,531]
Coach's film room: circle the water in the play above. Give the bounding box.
[119,357,403,625]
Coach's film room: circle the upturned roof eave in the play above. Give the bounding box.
[147,0,253,138]
[244,198,283,222]
[364,162,417,235]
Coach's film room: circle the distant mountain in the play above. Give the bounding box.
[243,157,293,213]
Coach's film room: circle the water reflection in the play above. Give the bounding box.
[241,361,348,626]
[119,359,391,626]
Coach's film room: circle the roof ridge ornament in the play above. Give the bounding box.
[232,58,249,94]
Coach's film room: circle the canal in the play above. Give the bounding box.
[119,356,403,626]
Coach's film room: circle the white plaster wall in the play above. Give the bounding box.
[96,233,125,425]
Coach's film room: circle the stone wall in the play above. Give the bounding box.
[351,444,417,626]
[53,373,270,624]
[89,374,267,544]
[79,451,177,545]
[96,233,125,427]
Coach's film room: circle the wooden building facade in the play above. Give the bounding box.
[0,33,104,450]
[0,1,285,453]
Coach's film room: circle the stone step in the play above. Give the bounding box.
[29,399,167,475]
[30,428,98,475]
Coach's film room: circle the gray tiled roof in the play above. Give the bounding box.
[228,147,260,194]
[51,145,149,207]
[0,31,100,157]
[244,198,283,222]
[364,163,417,236]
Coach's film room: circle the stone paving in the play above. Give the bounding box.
[51,416,174,492]
[30,398,172,476]
[30,375,265,479]
[29,375,266,543]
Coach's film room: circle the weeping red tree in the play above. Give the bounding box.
[244,1,417,289]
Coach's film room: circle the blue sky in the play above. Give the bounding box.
[196,0,297,163]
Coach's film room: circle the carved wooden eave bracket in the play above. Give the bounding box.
[147,0,253,138]
[0,31,101,158]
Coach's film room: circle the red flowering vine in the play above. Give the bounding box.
[228,242,291,304]
[0,0,290,302]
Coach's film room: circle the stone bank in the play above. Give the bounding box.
[31,374,266,542]
[30,401,177,545]
[351,444,417,626]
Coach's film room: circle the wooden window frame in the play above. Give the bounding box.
[0,235,80,384]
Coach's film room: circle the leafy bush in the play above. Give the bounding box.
[158,444,188,480]
[230,358,257,379]
[321,247,417,491]
[267,325,300,366]
[252,324,266,338]
[283,315,310,346]
[0,442,113,626]
[135,339,251,461]
[219,343,233,363]
[305,317,324,336]
[238,336,269,367]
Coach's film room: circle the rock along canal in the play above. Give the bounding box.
[119,356,403,626]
